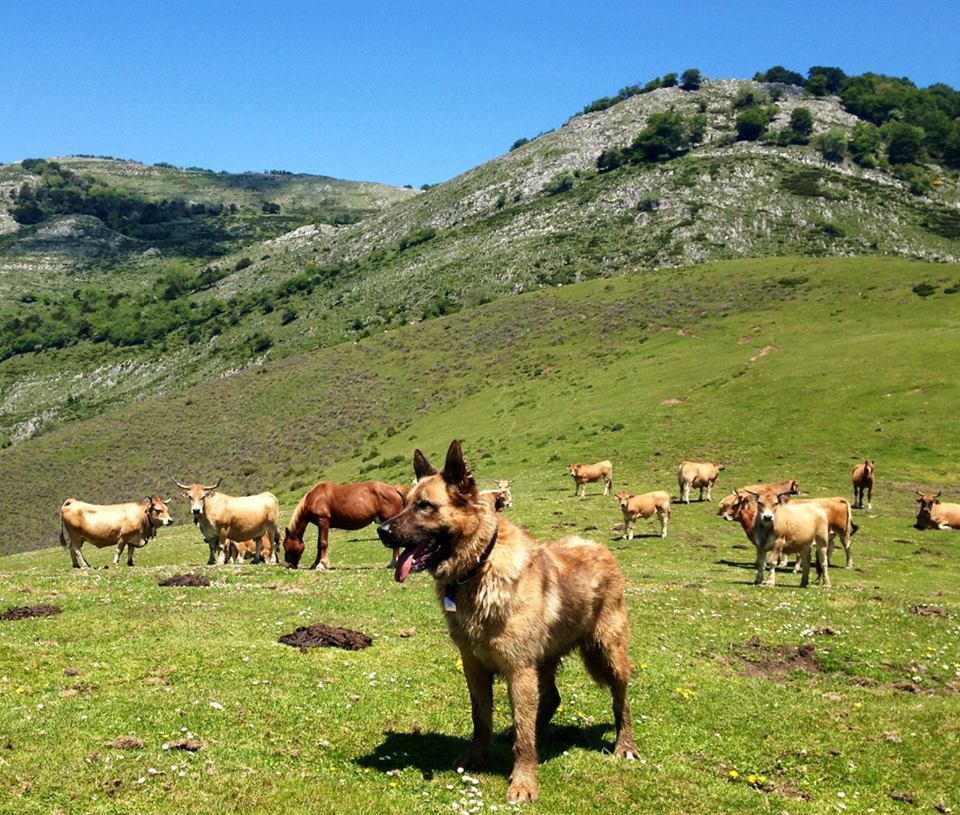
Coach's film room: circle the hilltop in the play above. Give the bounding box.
[1,73,959,452]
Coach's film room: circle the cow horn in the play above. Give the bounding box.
[173,478,192,490]
[916,490,926,496]
[935,490,941,498]
[203,477,223,491]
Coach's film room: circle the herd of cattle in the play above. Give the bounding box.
[56,456,957,583]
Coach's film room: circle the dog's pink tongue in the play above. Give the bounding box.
[394,547,418,583]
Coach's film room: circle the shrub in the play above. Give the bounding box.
[735,107,770,141]
[398,226,437,251]
[681,69,702,91]
[817,128,848,162]
[790,107,814,137]
[637,191,660,212]
[597,147,625,173]
[885,121,925,164]
[235,257,253,271]
[661,73,678,88]
[543,171,575,196]
[629,110,690,161]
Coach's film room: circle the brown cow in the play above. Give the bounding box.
[615,490,671,539]
[173,478,281,565]
[568,461,613,497]
[744,489,830,588]
[852,460,875,509]
[915,492,960,531]
[60,496,174,568]
[678,461,725,503]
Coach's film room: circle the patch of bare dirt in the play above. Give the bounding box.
[163,738,203,752]
[279,623,372,652]
[661,397,683,405]
[730,636,821,679]
[910,605,948,617]
[108,735,144,750]
[159,573,210,587]
[1,604,63,620]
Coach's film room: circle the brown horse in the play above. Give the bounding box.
[283,480,406,569]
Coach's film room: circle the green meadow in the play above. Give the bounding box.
[1,256,958,813]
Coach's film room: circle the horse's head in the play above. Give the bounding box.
[283,528,304,568]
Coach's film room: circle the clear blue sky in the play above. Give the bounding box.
[2,0,957,188]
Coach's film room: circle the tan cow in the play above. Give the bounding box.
[173,478,281,565]
[678,461,725,503]
[60,496,174,568]
[224,534,273,563]
[615,490,671,539]
[852,460,875,509]
[569,461,613,497]
[786,497,857,568]
[915,492,960,531]
[745,489,830,588]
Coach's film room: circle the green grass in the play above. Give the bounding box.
[1,254,959,812]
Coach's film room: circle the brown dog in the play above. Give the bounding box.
[377,441,637,803]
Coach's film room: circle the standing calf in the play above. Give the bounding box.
[677,461,725,503]
[745,490,830,588]
[568,461,613,497]
[615,490,671,539]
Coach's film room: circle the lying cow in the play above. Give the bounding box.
[569,461,613,497]
[739,479,798,498]
[615,490,671,539]
[678,461,725,503]
[479,480,513,510]
[852,460,875,509]
[60,496,174,568]
[744,489,830,588]
[173,478,281,565]
[915,492,960,531]
[224,534,273,563]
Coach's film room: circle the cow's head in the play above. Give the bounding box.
[718,492,746,521]
[614,490,632,509]
[568,464,581,477]
[745,489,793,524]
[864,460,875,476]
[147,497,175,528]
[915,491,941,530]
[173,478,222,524]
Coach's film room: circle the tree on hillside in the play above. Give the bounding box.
[629,110,690,161]
[884,121,925,164]
[681,69,702,91]
[806,74,829,97]
[735,107,771,141]
[661,72,678,88]
[755,65,805,86]
[849,122,882,167]
[807,66,846,94]
[789,106,814,138]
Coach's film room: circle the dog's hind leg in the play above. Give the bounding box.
[453,648,494,772]
[536,658,561,733]
[581,623,637,760]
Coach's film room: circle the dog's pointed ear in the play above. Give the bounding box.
[413,449,438,479]
[442,440,476,495]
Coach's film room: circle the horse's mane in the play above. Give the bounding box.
[285,487,316,537]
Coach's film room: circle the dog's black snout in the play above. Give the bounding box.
[377,521,395,547]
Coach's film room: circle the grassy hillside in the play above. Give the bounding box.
[1,255,957,555]
[1,255,958,814]
[3,80,959,449]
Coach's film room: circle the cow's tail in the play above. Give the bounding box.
[847,501,858,537]
[59,517,67,548]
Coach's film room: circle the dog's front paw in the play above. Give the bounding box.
[507,775,539,804]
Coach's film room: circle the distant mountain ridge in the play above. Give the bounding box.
[1,76,959,450]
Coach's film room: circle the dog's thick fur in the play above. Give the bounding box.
[378,441,637,803]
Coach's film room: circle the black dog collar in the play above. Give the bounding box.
[443,527,498,612]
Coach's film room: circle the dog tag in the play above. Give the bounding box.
[443,585,457,612]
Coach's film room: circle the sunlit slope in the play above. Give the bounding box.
[1,256,957,554]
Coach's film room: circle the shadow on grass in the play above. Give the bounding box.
[356,723,617,779]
